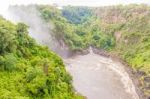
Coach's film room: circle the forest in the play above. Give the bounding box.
[37,4,150,96]
[0,3,150,99]
[0,16,82,99]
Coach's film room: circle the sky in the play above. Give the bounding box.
[0,0,150,16]
[5,0,150,6]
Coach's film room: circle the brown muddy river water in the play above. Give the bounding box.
[64,51,139,99]
[8,8,140,99]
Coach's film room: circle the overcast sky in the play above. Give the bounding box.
[7,0,150,6]
[0,0,150,16]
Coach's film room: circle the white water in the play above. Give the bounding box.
[64,48,139,99]
[6,6,140,99]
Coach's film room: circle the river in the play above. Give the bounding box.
[7,7,140,99]
[64,49,139,99]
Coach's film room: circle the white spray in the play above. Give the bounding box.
[4,5,71,57]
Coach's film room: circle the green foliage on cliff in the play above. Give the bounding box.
[9,4,150,97]
[38,5,115,51]
[94,4,150,95]
[62,6,92,24]
[38,4,150,96]
[0,17,83,99]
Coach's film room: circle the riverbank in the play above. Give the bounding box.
[64,48,140,99]
[92,48,146,99]
[66,47,146,99]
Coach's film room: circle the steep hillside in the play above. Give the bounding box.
[0,16,82,99]
[94,4,150,96]
[37,4,150,97]
[37,5,115,51]
[8,4,150,98]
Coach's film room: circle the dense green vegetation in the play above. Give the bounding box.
[93,4,150,95]
[37,4,150,96]
[1,4,150,98]
[38,5,115,51]
[62,6,92,24]
[0,16,83,99]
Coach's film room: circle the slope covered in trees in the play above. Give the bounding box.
[0,16,83,99]
[36,4,150,97]
[38,5,115,51]
[3,4,150,96]
[94,4,150,96]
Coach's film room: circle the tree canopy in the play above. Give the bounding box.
[37,5,150,96]
[0,17,83,99]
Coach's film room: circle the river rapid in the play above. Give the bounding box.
[7,6,140,99]
[64,49,139,99]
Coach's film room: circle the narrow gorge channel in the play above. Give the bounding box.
[7,6,140,99]
[65,48,139,99]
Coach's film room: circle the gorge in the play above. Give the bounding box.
[0,4,150,99]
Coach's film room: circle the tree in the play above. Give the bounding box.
[0,18,17,54]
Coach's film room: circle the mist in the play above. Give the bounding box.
[7,5,71,57]
[1,0,150,18]
[0,1,148,99]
